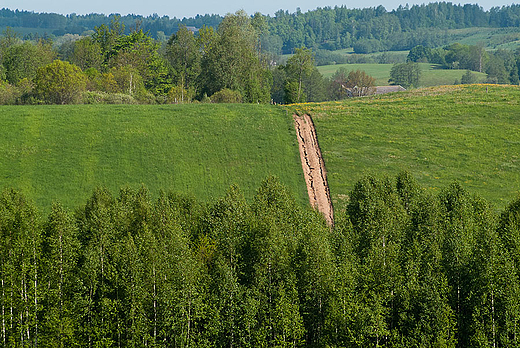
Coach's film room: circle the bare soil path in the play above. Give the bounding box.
[293,114,334,226]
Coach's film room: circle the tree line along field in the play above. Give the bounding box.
[290,84,520,210]
[317,62,487,86]
[0,103,307,212]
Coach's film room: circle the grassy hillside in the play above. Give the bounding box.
[317,63,487,86]
[290,84,520,209]
[449,27,520,50]
[0,104,307,211]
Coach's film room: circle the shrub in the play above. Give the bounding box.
[134,90,157,104]
[211,88,242,103]
[461,70,478,84]
[0,80,21,105]
[167,85,195,103]
[34,60,87,104]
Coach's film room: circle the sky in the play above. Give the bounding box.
[1,0,516,19]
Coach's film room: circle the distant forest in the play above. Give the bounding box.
[2,3,520,53]
[1,4,520,105]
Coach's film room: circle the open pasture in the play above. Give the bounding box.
[291,84,520,209]
[0,104,307,211]
[317,63,487,87]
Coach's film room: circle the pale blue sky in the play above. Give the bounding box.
[1,0,516,18]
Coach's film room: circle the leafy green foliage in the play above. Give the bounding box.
[284,47,315,103]
[166,25,201,102]
[211,88,242,103]
[407,45,432,62]
[1,173,520,346]
[199,11,271,103]
[389,61,421,88]
[1,40,55,85]
[34,59,87,104]
[461,70,478,84]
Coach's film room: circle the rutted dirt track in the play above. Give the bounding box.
[293,114,334,226]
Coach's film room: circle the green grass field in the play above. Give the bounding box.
[317,63,487,86]
[449,27,520,50]
[2,85,518,213]
[290,84,520,210]
[0,104,307,211]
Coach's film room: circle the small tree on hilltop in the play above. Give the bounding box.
[389,62,421,89]
[35,60,87,104]
[461,70,477,84]
[328,67,350,100]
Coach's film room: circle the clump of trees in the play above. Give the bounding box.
[407,43,520,84]
[0,16,380,105]
[328,67,376,99]
[389,61,422,88]
[1,173,520,347]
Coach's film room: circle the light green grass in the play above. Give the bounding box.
[333,49,409,59]
[448,27,520,50]
[317,63,487,87]
[0,104,307,211]
[290,84,520,210]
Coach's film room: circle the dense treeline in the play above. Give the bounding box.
[267,3,520,53]
[3,3,520,52]
[0,8,222,38]
[0,12,272,104]
[0,12,377,105]
[2,6,520,105]
[1,173,520,347]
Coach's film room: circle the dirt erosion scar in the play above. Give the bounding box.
[293,114,334,226]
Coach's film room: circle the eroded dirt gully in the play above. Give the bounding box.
[293,114,334,226]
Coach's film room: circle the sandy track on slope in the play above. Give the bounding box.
[293,114,334,226]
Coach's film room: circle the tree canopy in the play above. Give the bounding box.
[1,174,520,346]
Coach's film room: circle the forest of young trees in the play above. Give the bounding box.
[1,173,520,347]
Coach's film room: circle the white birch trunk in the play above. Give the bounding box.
[2,278,5,344]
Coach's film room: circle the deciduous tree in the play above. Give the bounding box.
[389,61,421,88]
[34,60,86,104]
